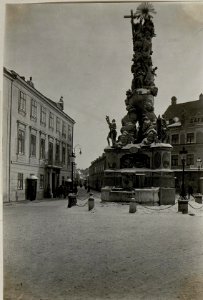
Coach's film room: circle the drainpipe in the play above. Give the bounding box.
[8,80,13,202]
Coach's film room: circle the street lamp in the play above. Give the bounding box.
[196,157,202,194]
[71,144,82,191]
[179,147,188,199]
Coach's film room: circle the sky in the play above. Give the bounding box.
[3,1,203,169]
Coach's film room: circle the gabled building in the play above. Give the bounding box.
[3,67,75,202]
[164,94,203,192]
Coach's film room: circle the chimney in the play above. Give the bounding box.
[199,93,203,101]
[171,96,177,105]
[58,96,64,110]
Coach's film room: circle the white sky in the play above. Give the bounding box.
[2,1,203,169]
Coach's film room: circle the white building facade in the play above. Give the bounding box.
[164,95,203,193]
[3,67,75,202]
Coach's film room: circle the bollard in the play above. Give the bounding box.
[67,193,77,208]
[178,199,188,214]
[129,198,137,213]
[194,194,202,204]
[88,193,95,211]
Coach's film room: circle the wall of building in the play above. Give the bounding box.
[2,74,12,202]
[164,96,203,194]
[89,155,106,191]
[3,68,75,202]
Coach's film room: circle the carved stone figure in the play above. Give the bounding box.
[106,116,117,147]
[120,110,137,145]
[144,69,155,86]
[131,70,145,90]
[125,90,134,111]
[156,115,168,143]
[140,116,157,146]
[117,131,134,146]
[143,18,155,37]
[133,22,142,36]
[150,86,158,96]
[142,36,152,53]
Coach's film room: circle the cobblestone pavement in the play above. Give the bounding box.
[3,188,203,300]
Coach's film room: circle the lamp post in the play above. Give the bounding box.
[178,147,189,214]
[71,144,82,191]
[196,157,202,194]
[179,147,188,199]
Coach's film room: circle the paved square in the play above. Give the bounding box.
[4,189,203,299]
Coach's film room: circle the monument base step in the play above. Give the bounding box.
[101,186,175,205]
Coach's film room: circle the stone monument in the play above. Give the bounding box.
[101,2,175,205]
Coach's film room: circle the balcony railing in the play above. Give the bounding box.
[45,159,63,168]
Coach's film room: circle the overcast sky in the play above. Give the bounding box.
[3,1,203,169]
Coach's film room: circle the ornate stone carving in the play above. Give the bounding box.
[156,115,168,143]
[106,3,162,148]
[118,2,158,147]
[120,153,150,168]
[106,116,117,147]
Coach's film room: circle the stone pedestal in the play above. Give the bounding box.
[159,188,175,205]
[134,188,159,205]
[102,143,175,205]
[101,188,135,202]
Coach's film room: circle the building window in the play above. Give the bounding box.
[186,154,194,166]
[40,174,44,189]
[62,144,66,164]
[196,131,203,144]
[186,133,194,144]
[17,173,23,190]
[40,138,45,159]
[56,117,60,133]
[48,142,53,163]
[40,106,46,126]
[171,155,178,167]
[30,134,36,157]
[55,142,60,163]
[18,91,26,115]
[68,125,72,141]
[49,112,54,129]
[171,134,179,144]
[62,122,66,138]
[30,99,37,121]
[18,129,25,154]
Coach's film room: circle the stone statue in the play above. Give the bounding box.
[106,116,117,147]
[140,116,157,146]
[156,115,168,143]
[117,3,159,147]
[132,70,145,90]
[143,18,155,37]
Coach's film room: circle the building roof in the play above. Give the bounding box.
[3,67,75,124]
[164,97,203,122]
